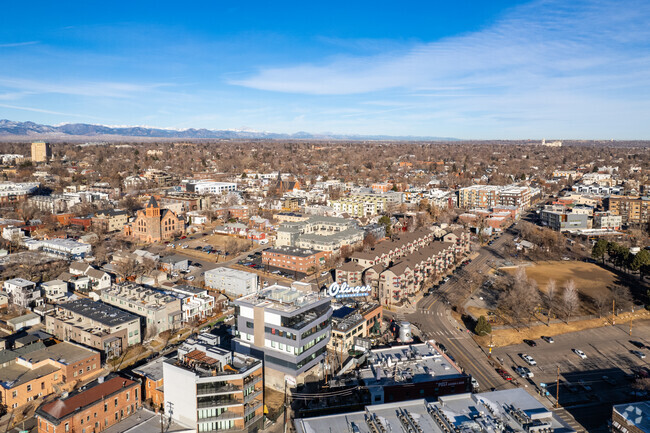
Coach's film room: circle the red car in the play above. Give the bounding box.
[180,236,187,239]
[496,368,513,381]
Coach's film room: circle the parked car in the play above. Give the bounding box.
[496,368,512,381]
[632,350,647,359]
[573,349,587,359]
[186,275,195,281]
[515,366,534,378]
[630,340,646,349]
[523,339,537,347]
[321,271,329,276]
[521,354,537,366]
[541,336,554,343]
[471,377,480,390]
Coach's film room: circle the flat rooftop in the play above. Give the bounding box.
[613,401,650,432]
[203,267,257,281]
[235,284,327,314]
[58,298,139,327]
[295,390,575,433]
[360,341,464,386]
[22,341,96,366]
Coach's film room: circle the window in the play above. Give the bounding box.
[104,403,108,412]
[12,391,17,398]
[27,384,32,392]
[126,392,130,401]
[41,382,45,390]
[65,423,69,432]
[115,397,118,407]
[135,389,138,399]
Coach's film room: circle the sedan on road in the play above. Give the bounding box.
[630,341,646,349]
[573,349,587,359]
[541,336,554,343]
[523,339,537,347]
[632,350,647,359]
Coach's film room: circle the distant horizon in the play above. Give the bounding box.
[3,118,650,142]
[1,0,649,139]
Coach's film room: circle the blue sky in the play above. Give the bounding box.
[1,0,649,139]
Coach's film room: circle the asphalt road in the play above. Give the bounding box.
[402,228,519,392]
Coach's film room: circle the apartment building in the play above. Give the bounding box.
[540,207,589,231]
[101,283,183,334]
[593,211,623,230]
[31,141,52,163]
[605,195,650,226]
[204,267,259,297]
[92,209,129,232]
[163,333,264,432]
[328,195,389,217]
[165,284,215,324]
[36,238,92,260]
[184,180,237,195]
[262,246,330,274]
[35,374,141,433]
[3,278,43,309]
[276,215,364,253]
[0,341,100,412]
[161,191,211,212]
[45,298,141,357]
[0,181,40,203]
[458,185,535,210]
[233,285,332,388]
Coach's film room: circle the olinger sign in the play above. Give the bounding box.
[327,282,371,298]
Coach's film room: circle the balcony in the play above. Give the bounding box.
[197,396,242,409]
[243,389,263,403]
[244,399,263,417]
[197,410,244,423]
[197,383,240,396]
[243,375,262,387]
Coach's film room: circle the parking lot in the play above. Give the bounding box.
[492,320,650,430]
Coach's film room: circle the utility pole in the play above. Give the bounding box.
[488,333,494,358]
[555,365,560,409]
[630,317,633,336]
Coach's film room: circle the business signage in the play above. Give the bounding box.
[327,282,371,298]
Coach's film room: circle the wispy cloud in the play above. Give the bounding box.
[231,0,650,96]
[0,103,100,118]
[0,41,39,48]
[0,77,172,99]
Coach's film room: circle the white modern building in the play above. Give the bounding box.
[163,333,264,432]
[40,279,69,303]
[3,278,43,309]
[183,180,237,195]
[203,267,259,297]
[36,238,92,259]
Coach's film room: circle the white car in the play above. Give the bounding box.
[515,366,534,378]
[171,272,179,278]
[471,377,479,390]
[182,244,189,249]
[186,275,195,281]
[521,354,537,366]
[573,349,587,359]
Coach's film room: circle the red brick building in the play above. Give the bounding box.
[262,246,330,274]
[124,196,185,243]
[36,375,141,433]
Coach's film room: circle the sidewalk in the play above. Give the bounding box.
[385,292,424,314]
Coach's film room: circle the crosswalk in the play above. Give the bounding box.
[418,309,445,316]
[423,329,463,339]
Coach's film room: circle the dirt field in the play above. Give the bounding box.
[264,387,286,421]
[504,261,618,299]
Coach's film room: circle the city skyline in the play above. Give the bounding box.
[1,0,649,139]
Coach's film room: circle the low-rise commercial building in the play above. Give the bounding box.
[132,357,166,410]
[233,284,332,388]
[204,267,259,297]
[166,285,215,324]
[612,401,650,433]
[294,389,576,433]
[540,207,589,231]
[593,211,623,230]
[328,303,382,353]
[276,215,364,253]
[35,374,140,433]
[183,180,237,195]
[45,298,141,358]
[163,333,264,432]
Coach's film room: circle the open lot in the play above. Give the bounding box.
[492,320,650,431]
[505,261,618,300]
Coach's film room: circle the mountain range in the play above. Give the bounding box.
[0,119,457,141]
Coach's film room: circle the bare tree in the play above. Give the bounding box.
[591,290,612,318]
[562,280,579,322]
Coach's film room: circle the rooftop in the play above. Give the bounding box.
[295,390,575,433]
[22,341,97,366]
[204,267,257,281]
[264,245,323,257]
[56,298,139,327]
[37,375,138,423]
[133,357,167,381]
[613,401,650,432]
[235,284,328,314]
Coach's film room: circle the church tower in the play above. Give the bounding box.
[145,196,160,218]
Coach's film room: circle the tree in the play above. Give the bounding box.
[562,280,579,322]
[362,233,377,250]
[545,279,557,322]
[591,239,608,263]
[378,215,392,237]
[630,249,650,273]
[474,316,492,335]
[591,290,612,317]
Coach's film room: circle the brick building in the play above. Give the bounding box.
[124,196,185,243]
[262,246,330,274]
[35,374,141,433]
